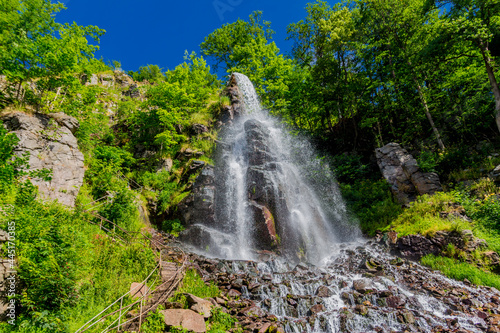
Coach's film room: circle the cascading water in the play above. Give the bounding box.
[205,73,360,262]
[178,74,498,333]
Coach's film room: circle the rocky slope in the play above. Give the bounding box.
[183,240,500,333]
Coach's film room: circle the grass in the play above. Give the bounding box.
[421,255,500,290]
[390,192,471,236]
[173,270,220,303]
[447,156,500,182]
[170,269,220,310]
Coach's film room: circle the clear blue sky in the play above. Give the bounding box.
[57,0,332,73]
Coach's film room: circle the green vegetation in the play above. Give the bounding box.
[422,255,500,290]
[141,305,167,333]
[167,271,240,333]
[170,269,221,309]
[1,0,500,329]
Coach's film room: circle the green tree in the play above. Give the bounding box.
[356,0,447,150]
[200,11,275,72]
[128,64,165,83]
[0,0,104,100]
[426,0,500,133]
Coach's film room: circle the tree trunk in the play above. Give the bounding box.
[413,77,446,150]
[479,43,500,134]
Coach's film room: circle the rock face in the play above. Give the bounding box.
[219,74,244,126]
[178,166,216,228]
[2,112,85,207]
[375,143,442,204]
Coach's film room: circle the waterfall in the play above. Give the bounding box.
[181,73,360,262]
[176,74,495,333]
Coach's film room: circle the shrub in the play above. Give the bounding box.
[142,305,166,333]
[340,179,402,235]
[207,307,239,333]
[330,153,370,184]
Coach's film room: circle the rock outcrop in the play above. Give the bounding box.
[2,112,85,207]
[381,229,500,271]
[219,74,244,126]
[375,143,442,204]
[177,166,216,228]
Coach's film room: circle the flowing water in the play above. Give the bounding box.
[207,73,360,262]
[179,74,497,332]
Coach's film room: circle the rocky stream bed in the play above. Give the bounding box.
[178,239,500,333]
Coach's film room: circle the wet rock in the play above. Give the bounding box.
[315,285,333,298]
[308,304,325,315]
[399,309,415,324]
[354,304,368,316]
[239,305,266,318]
[249,201,278,250]
[353,279,373,293]
[362,257,382,272]
[161,309,206,333]
[386,295,406,308]
[376,143,442,204]
[178,166,216,230]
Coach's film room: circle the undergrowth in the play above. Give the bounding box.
[170,269,220,309]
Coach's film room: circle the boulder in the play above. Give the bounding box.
[352,279,373,293]
[2,112,85,207]
[315,285,333,297]
[396,234,441,260]
[185,293,214,318]
[490,164,500,182]
[161,309,206,333]
[309,304,325,315]
[375,143,442,204]
[239,305,266,318]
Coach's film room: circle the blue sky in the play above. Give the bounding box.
[57,0,328,73]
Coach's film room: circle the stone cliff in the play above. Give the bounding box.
[2,111,85,207]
